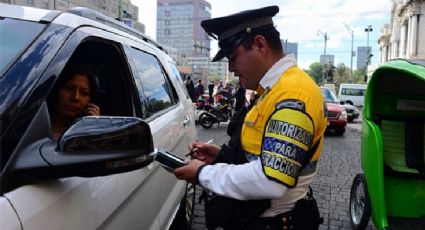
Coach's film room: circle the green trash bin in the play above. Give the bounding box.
[349,59,425,230]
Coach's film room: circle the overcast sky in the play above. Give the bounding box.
[135,0,392,69]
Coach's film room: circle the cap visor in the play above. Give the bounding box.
[212,48,227,62]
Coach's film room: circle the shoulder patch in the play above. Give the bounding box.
[261,108,314,187]
[276,99,305,111]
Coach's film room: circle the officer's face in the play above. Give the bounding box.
[227,36,266,90]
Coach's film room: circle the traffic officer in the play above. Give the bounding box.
[175,5,327,230]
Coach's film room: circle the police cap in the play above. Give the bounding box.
[201,6,279,62]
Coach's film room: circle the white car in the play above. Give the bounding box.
[0,4,197,230]
[338,83,367,107]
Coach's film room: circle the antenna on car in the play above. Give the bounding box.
[66,7,167,53]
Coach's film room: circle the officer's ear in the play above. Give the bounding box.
[253,35,267,55]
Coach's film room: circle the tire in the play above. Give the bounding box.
[346,101,354,106]
[335,128,345,136]
[199,113,213,129]
[349,174,371,230]
[170,183,196,230]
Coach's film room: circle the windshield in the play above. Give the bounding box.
[0,18,45,76]
[320,88,339,103]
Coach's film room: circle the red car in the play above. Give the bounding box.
[325,100,348,135]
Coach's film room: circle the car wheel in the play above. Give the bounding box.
[335,128,345,135]
[199,113,213,129]
[350,174,371,230]
[346,101,354,106]
[171,183,196,230]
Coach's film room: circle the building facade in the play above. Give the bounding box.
[6,0,145,33]
[378,0,425,62]
[157,0,211,58]
[183,57,229,83]
[281,40,298,60]
[357,46,372,70]
[320,54,335,65]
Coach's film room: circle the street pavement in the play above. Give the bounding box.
[190,117,376,230]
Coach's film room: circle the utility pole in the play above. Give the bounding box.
[317,30,328,55]
[193,42,210,81]
[317,30,329,85]
[117,0,123,21]
[364,25,373,81]
[343,23,354,83]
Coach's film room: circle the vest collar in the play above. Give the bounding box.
[258,54,297,89]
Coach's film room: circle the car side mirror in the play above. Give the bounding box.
[58,116,153,154]
[4,114,154,193]
[46,116,155,177]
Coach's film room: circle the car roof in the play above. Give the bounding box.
[0,3,59,22]
[0,3,168,56]
[339,83,367,88]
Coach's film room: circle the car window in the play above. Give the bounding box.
[342,88,365,96]
[168,61,190,99]
[0,18,45,75]
[129,48,178,118]
[321,88,339,103]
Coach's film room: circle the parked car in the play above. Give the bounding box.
[338,83,367,107]
[320,87,348,135]
[340,101,360,122]
[0,4,197,230]
[321,87,359,122]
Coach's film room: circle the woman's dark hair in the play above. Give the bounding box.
[240,25,283,53]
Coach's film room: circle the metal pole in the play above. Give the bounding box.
[364,25,373,80]
[317,30,328,55]
[350,33,354,83]
[343,23,354,83]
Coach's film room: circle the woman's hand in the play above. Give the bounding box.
[85,103,100,116]
[187,141,221,164]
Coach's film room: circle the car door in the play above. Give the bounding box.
[119,43,192,230]
[2,24,184,230]
[0,197,21,230]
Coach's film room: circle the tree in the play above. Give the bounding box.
[208,74,220,83]
[307,62,325,84]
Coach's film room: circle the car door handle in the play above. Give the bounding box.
[182,118,190,127]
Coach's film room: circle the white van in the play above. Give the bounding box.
[338,83,367,107]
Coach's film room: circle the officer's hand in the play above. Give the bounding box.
[188,141,221,164]
[174,159,205,184]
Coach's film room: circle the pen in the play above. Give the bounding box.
[185,139,215,156]
[206,138,215,144]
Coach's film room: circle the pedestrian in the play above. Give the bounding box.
[213,80,224,105]
[233,81,246,111]
[184,76,196,102]
[174,5,327,230]
[195,79,205,101]
[208,81,215,104]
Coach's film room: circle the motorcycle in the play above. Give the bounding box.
[198,96,233,129]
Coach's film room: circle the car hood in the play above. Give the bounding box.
[326,102,345,112]
[340,104,358,111]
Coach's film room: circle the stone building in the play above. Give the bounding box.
[378,0,425,63]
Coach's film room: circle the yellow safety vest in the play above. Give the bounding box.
[241,66,327,187]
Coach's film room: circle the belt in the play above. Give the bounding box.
[223,211,293,230]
